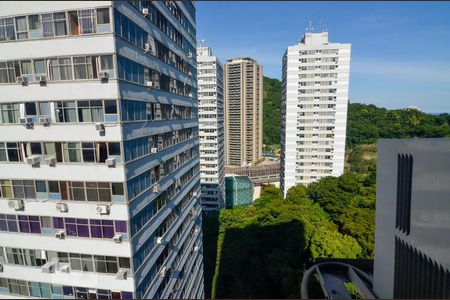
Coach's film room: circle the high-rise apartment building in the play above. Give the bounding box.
[0,1,204,299]
[280,31,351,196]
[374,139,450,299]
[197,47,225,211]
[224,58,263,167]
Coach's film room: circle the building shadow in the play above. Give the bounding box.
[202,211,220,299]
[213,220,306,299]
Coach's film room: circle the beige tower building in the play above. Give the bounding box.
[224,58,263,166]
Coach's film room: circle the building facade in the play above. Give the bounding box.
[0,1,204,299]
[224,58,263,167]
[374,139,450,299]
[197,46,225,211]
[224,175,253,208]
[280,31,351,196]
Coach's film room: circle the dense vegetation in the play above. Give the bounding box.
[262,76,282,146]
[346,103,450,147]
[204,184,364,299]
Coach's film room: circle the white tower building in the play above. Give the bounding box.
[0,1,204,299]
[197,46,225,211]
[281,31,351,196]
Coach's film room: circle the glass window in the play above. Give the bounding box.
[111,183,124,196]
[79,10,95,34]
[28,15,41,30]
[63,142,81,162]
[33,59,46,77]
[96,8,110,33]
[70,182,85,201]
[55,101,77,122]
[0,18,16,41]
[15,16,28,40]
[82,143,95,163]
[54,12,67,36]
[7,142,21,162]
[0,144,6,161]
[35,181,47,193]
[104,100,117,114]
[41,14,54,37]
[108,143,120,156]
[0,103,20,123]
[100,55,114,77]
[73,56,94,79]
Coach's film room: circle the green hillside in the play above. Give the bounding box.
[263,76,282,146]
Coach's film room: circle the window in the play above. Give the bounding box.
[20,60,33,81]
[73,56,95,79]
[42,13,67,37]
[12,180,36,199]
[0,18,15,41]
[15,17,28,39]
[79,10,95,34]
[0,61,15,84]
[49,57,72,81]
[96,8,110,33]
[100,55,114,77]
[0,103,20,123]
[6,143,21,162]
[28,15,43,38]
[69,182,85,201]
[63,142,81,163]
[8,279,29,296]
[55,101,77,122]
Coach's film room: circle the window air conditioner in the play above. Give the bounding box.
[16,76,27,85]
[116,268,127,280]
[159,266,169,277]
[144,43,151,53]
[142,8,149,16]
[152,184,160,193]
[96,205,110,215]
[38,116,51,125]
[145,80,154,87]
[59,264,70,273]
[56,203,68,213]
[187,52,193,59]
[156,236,163,244]
[41,260,57,273]
[95,123,105,131]
[36,75,47,83]
[188,93,193,98]
[25,155,41,165]
[99,72,109,80]
[42,156,56,166]
[55,230,65,239]
[106,158,116,168]
[113,234,122,243]
[20,116,34,125]
[151,147,159,154]
[8,199,24,210]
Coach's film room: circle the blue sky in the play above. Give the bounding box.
[196,1,450,113]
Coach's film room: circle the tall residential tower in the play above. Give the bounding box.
[197,46,225,211]
[224,58,263,167]
[0,1,204,299]
[281,31,351,196]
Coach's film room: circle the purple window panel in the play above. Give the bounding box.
[102,225,114,238]
[115,221,127,233]
[77,224,90,237]
[19,220,30,233]
[30,221,41,234]
[28,216,39,221]
[101,220,113,226]
[90,219,101,225]
[7,220,18,232]
[63,286,74,296]
[18,215,28,221]
[76,219,88,224]
[53,217,64,229]
[121,292,133,299]
[0,219,7,231]
[90,225,103,238]
[66,224,77,236]
[65,218,75,223]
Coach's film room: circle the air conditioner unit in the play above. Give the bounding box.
[20,116,34,125]
[41,260,57,273]
[152,184,160,193]
[106,158,116,167]
[95,123,105,131]
[59,264,70,273]
[188,93,193,98]
[99,72,109,80]
[38,116,50,125]
[145,80,154,87]
[144,43,151,53]
[156,236,163,244]
[113,234,122,243]
[193,246,200,252]
[55,230,65,239]
[43,156,56,166]
[187,52,193,59]
[16,76,27,85]
[8,199,24,210]
[96,205,109,215]
[56,203,68,213]
[36,75,47,83]
[25,155,41,165]
[142,8,149,16]
[116,268,127,280]
[188,71,192,76]
[159,266,169,277]
[151,147,159,154]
